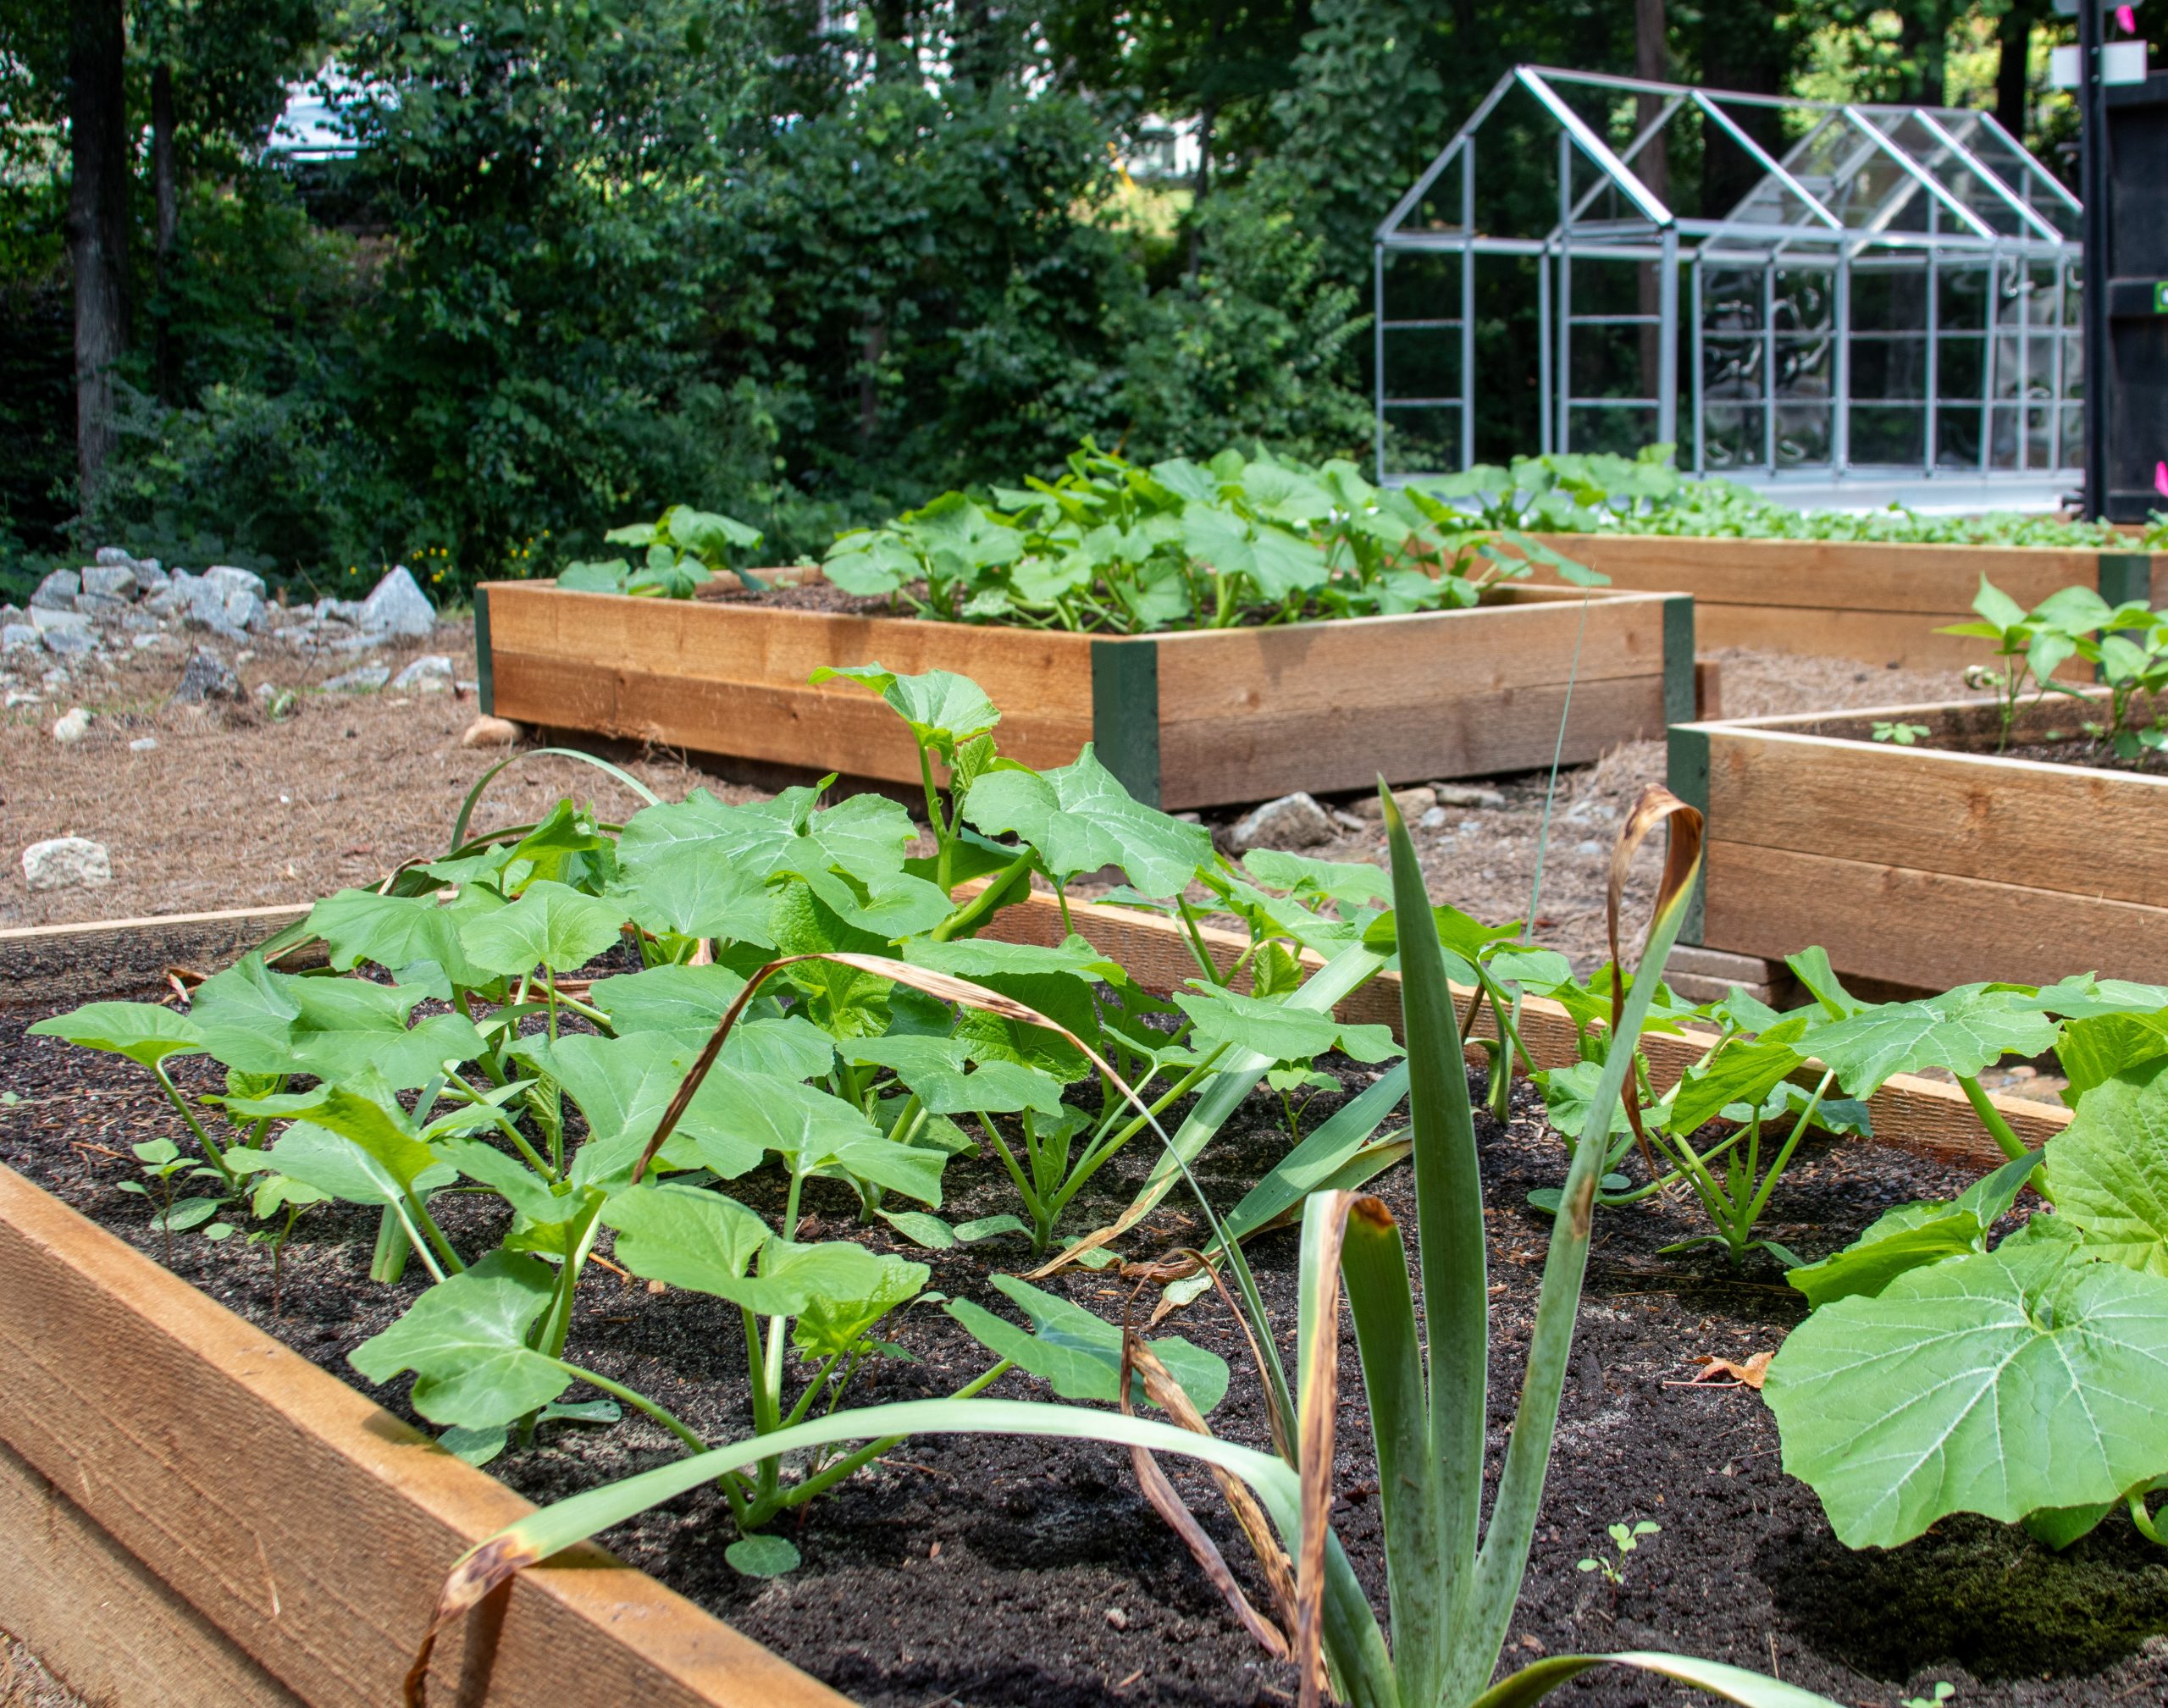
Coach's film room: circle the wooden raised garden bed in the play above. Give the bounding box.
[474,579,1693,810]
[1668,693,2168,992]
[1522,533,2165,672]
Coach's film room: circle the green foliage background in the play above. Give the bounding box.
[0,0,2085,596]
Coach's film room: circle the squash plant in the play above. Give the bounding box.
[405,782,1832,1708]
[557,502,766,596]
[821,440,1598,633]
[1768,1038,2168,1554]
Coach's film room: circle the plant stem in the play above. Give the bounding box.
[781,1358,1016,1512]
[152,1062,237,1190]
[1174,896,1224,985]
[929,851,1035,942]
[445,1071,559,1181]
[1958,1074,2030,1164]
[556,1362,706,1457]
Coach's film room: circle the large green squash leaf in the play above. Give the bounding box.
[2047,1059,2168,1276]
[962,745,1212,898]
[456,879,628,976]
[1765,1237,2168,1547]
[28,1002,203,1068]
[348,1252,570,1428]
[1801,985,2061,1096]
[947,1275,1227,1414]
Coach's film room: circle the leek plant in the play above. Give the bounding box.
[406,784,1830,1708]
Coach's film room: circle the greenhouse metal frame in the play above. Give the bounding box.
[1374,66,2085,503]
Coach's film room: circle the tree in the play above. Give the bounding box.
[66,0,129,494]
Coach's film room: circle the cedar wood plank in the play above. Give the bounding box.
[1704,726,2168,907]
[1159,673,1665,806]
[0,1436,304,1707]
[0,1167,849,1708]
[1702,840,2168,992]
[1527,533,2098,612]
[996,892,2065,1170]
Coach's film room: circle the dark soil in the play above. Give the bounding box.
[709,578,906,617]
[1994,735,2165,779]
[6,991,2166,1708]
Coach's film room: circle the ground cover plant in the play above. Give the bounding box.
[816,440,1600,632]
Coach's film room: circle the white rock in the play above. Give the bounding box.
[4,689,41,707]
[1228,791,1333,852]
[131,633,168,650]
[141,589,181,619]
[391,653,455,692]
[2,623,38,653]
[357,565,436,638]
[22,836,111,892]
[129,735,158,752]
[29,605,89,634]
[1418,805,1449,831]
[1429,783,1507,810]
[325,662,391,693]
[225,589,267,630]
[1573,839,1604,858]
[30,569,79,610]
[94,546,135,566]
[44,627,97,658]
[80,563,138,600]
[52,706,91,743]
[1347,785,1436,822]
[203,564,268,601]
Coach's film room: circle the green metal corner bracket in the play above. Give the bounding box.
[473,585,495,716]
[1666,721,1710,948]
[1661,594,1697,728]
[1091,638,1161,808]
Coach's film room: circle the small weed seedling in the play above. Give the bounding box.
[1900,1684,1955,1708]
[116,1137,232,1263]
[1871,721,1930,746]
[1578,1518,1660,1587]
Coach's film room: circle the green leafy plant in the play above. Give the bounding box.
[1767,992,2168,1554]
[116,1136,234,1261]
[406,782,1832,1708]
[559,504,766,598]
[1870,721,1929,746]
[1934,576,2163,754]
[1577,1518,1660,1588]
[1900,1686,1955,1708]
[821,440,1600,633]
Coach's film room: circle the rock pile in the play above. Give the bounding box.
[0,552,439,670]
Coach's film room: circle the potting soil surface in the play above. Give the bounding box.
[5,993,2164,1708]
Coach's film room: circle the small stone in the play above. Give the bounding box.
[129,735,158,752]
[225,589,267,631]
[142,588,181,618]
[461,714,523,748]
[1329,808,1368,832]
[30,569,80,610]
[2,623,38,653]
[22,836,110,892]
[29,605,89,635]
[1430,783,1507,809]
[1104,1607,1128,1631]
[173,649,244,704]
[326,632,386,655]
[94,545,135,566]
[325,662,391,693]
[357,565,436,638]
[73,591,131,616]
[52,706,91,743]
[1418,805,1449,831]
[1228,791,1332,852]
[80,563,138,600]
[1574,839,1603,858]
[1347,785,1436,821]
[274,625,317,646]
[132,633,168,650]
[4,688,40,707]
[391,653,455,692]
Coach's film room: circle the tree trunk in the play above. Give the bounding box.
[1996,0,2038,142]
[153,61,178,406]
[1701,0,1789,217]
[1634,0,1670,418]
[66,0,130,496]
[1186,98,1215,280]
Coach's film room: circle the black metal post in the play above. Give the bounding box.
[2079,0,2110,518]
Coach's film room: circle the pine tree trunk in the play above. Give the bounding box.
[66,0,130,495]
[1996,0,2038,142]
[153,61,178,405]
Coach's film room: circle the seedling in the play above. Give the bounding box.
[1900,1684,1955,1708]
[1871,721,1929,746]
[115,1137,232,1263]
[1578,1518,1660,1587]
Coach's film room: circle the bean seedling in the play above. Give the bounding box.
[1578,1519,1661,1587]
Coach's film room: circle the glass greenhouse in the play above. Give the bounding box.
[1374,66,2085,508]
